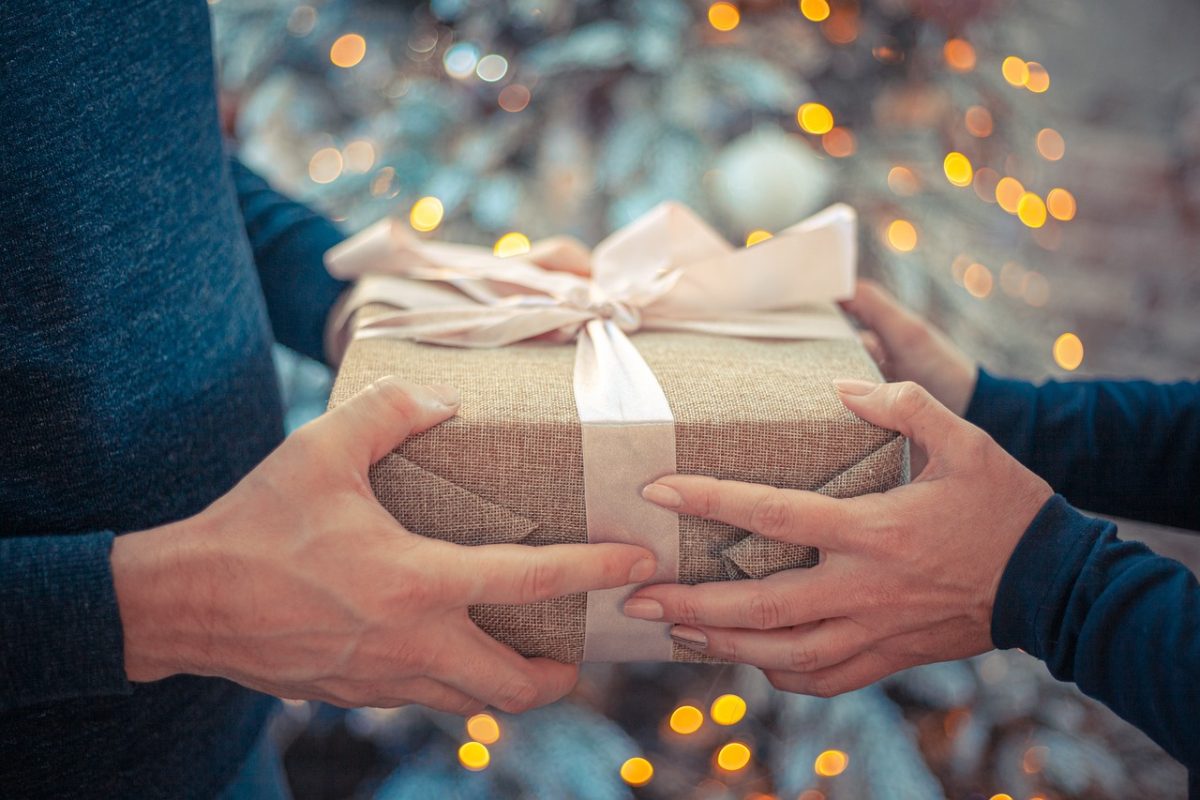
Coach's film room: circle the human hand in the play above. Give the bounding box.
[112,379,654,714]
[623,380,1051,697]
[841,279,977,417]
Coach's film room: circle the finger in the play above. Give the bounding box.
[394,677,487,715]
[833,380,965,459]
[764,649,900,698]
[641,475,856,550]
[313,378,461,466]
[625,569,848,630]
[527,236,592,276]
[859,330,887,369]
[839,279,928,352]
[432,624,579,714]
[668,618,870,672]
[463,542,656,605]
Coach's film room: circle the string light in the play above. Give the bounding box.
[800,0,831,23]
[498,84,531,113]
[964,105,993,137]
[708,2,740,32]
[943,38,976,72]
[710,694,747,726]
[465,713,501,745]
[716,742,752,771]
[943,152,973,187]
[1025,62,1050,93]
[745,229,773,247]
[1001,56,1029,87]
[458,741,490,771]
[885,219,918,252]
[494,232,532,257]
[620,757,654,786]
[669,704,705,734]
[821,127,856,157]
[308,147,343,184]
[1017,192,1047,228]
[1037,128,1066,160]
[814,749,849,777]
[995,177,1025,213]
[330,34,366,68]
[1053,333,1084,370]
[797,102,835,134]
[409,196,444,232]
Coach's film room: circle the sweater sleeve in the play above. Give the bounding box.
[965,370,1200,531]
[229,157,348,364]
[0,531,133,711]
[993,495,1200,774]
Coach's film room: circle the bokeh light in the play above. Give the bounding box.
[409,196,445,232]
[708,2,740,32]
[330,33,366,68]
[943,152,973,187]
[964,105,993,138]
[995,177,1025,213]
[1025,61,1050,93]
[475,53,508,82]
[716,742,752,771]
[887,166,919,196]
[822,127,856,157]
[1022,271,1051,306]
[797,102,835,134]
[493,231,532,257]
[498,84,531,113]
[620,757,654,786]
[800,0,831,23]
[963,263,994,298]
[343,140,375,173]
[885,219,918,252]
[458,741,490,771]
[989,795,1015,800]
[1053,333,1084,370]
[1047,187,1076,221]
[943,38,976,72]
[1001,56,1029,86]
[308,147,343,184]
[1036,128,1066,160]
[1022,745,1049,774]
[745,229,773,247]
[465,713,500,745]
[973,167,1000,203]
[443,42,480,78]
[1017,192,1047,228]
[669,704,705,734]
[710,694,747,726]
[814,749,849,777]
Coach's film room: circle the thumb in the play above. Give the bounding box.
[317,378,461,467]
[833,379,963,457]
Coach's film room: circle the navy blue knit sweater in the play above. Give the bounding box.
[0,3,345,797]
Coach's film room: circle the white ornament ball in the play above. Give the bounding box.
[710,128,834,232]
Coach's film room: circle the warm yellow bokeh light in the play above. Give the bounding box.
[814,749,849,777]
[620,757,654,786]
[1053,333,1084,371]
[943,38,976,72]
[963,263,993,298]
[493,231,532,258]
[716,742,752,771]
[458,741,490,771]
[800,0,831,23]
[745,229,773,247]
[886,219,918,253]
[409,196,445,232]
[1036,128,1065,161]
[1001,56,1029,86]
[943,152,973,187]
[797,102,835,135]
[821,127,856,158]
[330,33,366,68]
[1047,187,1076,221]
[708,2,740,32]
[995,177,1025,214]
[964,105,993,138]
[710,694,747,726]
[1025,62,1050,93]
[1017,192,1047,228]
[465,713,500,745]
[669,705,705,734]
[887,166,919,196]
[308,147,343,184]
[989,795,1015,800]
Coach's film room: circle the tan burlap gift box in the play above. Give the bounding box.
[329,319,905,663]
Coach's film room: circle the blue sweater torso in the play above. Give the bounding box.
[0,3,344,797]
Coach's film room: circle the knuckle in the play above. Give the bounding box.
[695,482,722,519]
[747,590,791,630]
[788,645,820,672]
[749,489,795,538]
[892,381,930,422]
[365,378,419,420]
[495,678,540,714]
[673,595,702,627]
[520,559,557,602]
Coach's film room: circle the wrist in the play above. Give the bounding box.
[111,515,221,682]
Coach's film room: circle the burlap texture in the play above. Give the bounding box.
[329,306,907,662]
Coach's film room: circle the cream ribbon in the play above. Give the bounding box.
[325,202,858,661]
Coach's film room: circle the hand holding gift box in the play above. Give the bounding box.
[325,202,907,663]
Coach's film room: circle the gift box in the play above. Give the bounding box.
[326,203,907,663]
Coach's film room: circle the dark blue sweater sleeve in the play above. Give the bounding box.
[965,370,1200,531]
[993,495,1200,778]
[229,157,348,363]
[0,532,132,710]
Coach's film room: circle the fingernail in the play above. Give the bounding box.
[642,483,682,509]
[670,625,708,650]
[627,558,657,584]
[426,384,461,407]
[623,598,663,620]
[832,378,878,396]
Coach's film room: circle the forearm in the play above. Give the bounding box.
[966,370,1200,530]
[993,495,1200,770]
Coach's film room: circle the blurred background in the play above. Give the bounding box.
[208,0,1199,797]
